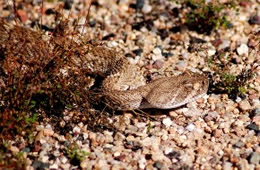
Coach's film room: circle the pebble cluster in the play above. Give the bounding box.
[1,0,260,169]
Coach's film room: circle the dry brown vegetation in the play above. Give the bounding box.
[0,16,114,167]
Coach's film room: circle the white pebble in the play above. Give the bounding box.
[142,4,152,14]
[237,43,248,56]
[186,123,195,132]
[49,164,58,169]
[162,118,172,128]
[60,156,68,164]
[164,147,173,155]
[223,161,233,170]
[207,48,216,56]
[138,157,147,169]
[218,40,230,50]
[153,47,162,55]
[73,126,81,134]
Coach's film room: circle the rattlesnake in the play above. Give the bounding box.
[0,20,209,110]
[77,45,209,110]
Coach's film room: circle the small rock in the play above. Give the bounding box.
[135,122,147,128]
[176,60,187,71]
[43,129,54,136]
[21,147,30,153]
[252,108,260,116]
[32,160,49,169]
[166,151,180,159]
[115,154,126,161]
[231,55,242,64]
[213,129,222,138]
[186,123,195,132]
[234,141,245,148]
[248,152,260,165]
[132,48,143,56]
[248,38,259,48]
[204,111,219,122]
[136,0,145,10]
[89,20,96,27]
[60,156,68,164]
[142,3,152,14]
[246,123,259,132]
[154,161,163,169]
[152,151,165,161]
[153,47,162,55]
[162,118,172,128]
[80,159,91,169]
[239,1,253,7]
[33,144,42,152]
[223,161,232,170]
[49,164,59,169]
[35,130,44,142]
[218,150,224,156]
[190,37,207,43]
[253,115,260,127]
[211,39,223,47]
[138,157,146,169]
[73,126,81,134]
[17,10,28,23]
[152,60,164,69]
[249,15,260,25]
[181,51,189,59]
[10,146,19,153]
[237,44,249,56]
[164,147,173,155]
[162,52,173,58]
[207,48,216,56]
[238,159,250,170]
[238,100,251,111]
[218,40,230,50]
[64,0,73,10]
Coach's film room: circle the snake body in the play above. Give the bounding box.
[80,46,209,110]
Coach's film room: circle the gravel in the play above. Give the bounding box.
[1,0,260,169]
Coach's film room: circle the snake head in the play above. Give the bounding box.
[140,71,209,109]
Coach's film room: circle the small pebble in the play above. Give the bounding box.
[186,123,195,132]
[237,44,249,56]
[207,48,216,56]
[238,100,251,111]
[17,10,28,23]
[152,60,164,69]
[43,129,54,136]
[73,126,81,134]
[218,40,230,50]
[138,157,146,169]
[246,123,259,132]
[176,60,187,71]
[249,15,260,25]
[63,0,73,10]
[162,118,172,128]
[153,47,162,55]
[10,146,19,153]
[248,152,260,165]
[142,3,152,14]
[136,0,144,10]
[223,161,232,170]
[154,161,163,169]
